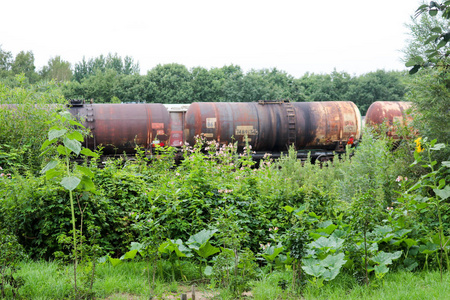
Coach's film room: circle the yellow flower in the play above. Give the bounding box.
[414,137,423,152]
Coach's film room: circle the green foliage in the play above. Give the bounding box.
[0,79,66,174]
[405,69,450,148]
[0,230,27,298]
[11,50,40,83]
[146,63,193,103]
[406,1,450,74]
[1,110,448,298]
[336,128,411,207]
[73,53,140,82]
[40,56,73,82]
[64,58,406,113]
[0,45,13,78]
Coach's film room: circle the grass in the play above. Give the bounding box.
[5,260,450,299]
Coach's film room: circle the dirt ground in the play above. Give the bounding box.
[105,286,253,299]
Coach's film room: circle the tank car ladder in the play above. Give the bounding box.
[284,101,296,149]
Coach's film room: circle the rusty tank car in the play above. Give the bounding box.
[365,101,413,138]
[69,100,171,155]
[184,100,361,160]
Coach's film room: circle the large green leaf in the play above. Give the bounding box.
[372,225,392,236]
[60,176,81,191]
[404,258,419,272]
[80,147,99,158]
[63,137,81,155]
[78,175,95,192]
[159,239,189,258]
[177,243,193,257]
[66,131,84,142]
[309,236,344,251]
[69,119,85,128]
[371,251,402,266]
[48,128,67,141]
[261,244,284,262]
[419,243,438,254]
[75,165,94,178]
[41,160,58,174]
[108,256,123,267]
[40,138,56,151]
[302,258,326,277]
[374,264,389,275]
[322,267,340,281]
[45,168,63,180]
[57,145,69,156]
[403,238,418,248]
[220,247,235,258]
[97,255,109,264]
[130,242,148,256]
[121,249,138,260]
[194,241,220,259]
[204,265,213,276]
[316,221,337,235]
[322,252,346,270]
[187,229,218,249]
[434,186,450,201]
[409,65,421,75]
[394,229,412,239]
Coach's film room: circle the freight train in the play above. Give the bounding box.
[67,100,412,161]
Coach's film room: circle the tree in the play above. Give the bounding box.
[406,1,450,74]
[79,69,120,102]
[113,74,154,103]
[403,9,450,64]
[73,53,140,82]
[190,66,221,102]
[404,1,450,149]
[146,63,193,103]
[0,45,13,77]
[346,70,407,115]
[219,65,245,101]
[298,70,352,102]
[405,69,450,144]
[40,56,73,82]
[11,51,39,83]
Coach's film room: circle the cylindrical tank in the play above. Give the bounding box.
[184,101,361,152]
[69,103,170,155]
[365,101,412,138]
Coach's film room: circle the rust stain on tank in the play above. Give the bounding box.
[365,101,412,137]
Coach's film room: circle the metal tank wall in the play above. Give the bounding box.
[292,101,361,150]
[69,103,170,155]
[365,101,412,138]
[184,101,361,152]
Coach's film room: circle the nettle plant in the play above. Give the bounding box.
[40,111,99,295]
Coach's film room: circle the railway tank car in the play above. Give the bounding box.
[68,100,171,155]
[184,100,361,159]
[364,101,413,138]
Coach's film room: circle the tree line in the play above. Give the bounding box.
[0,46,408,115]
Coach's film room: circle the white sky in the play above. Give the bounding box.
[1,0,422,78]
